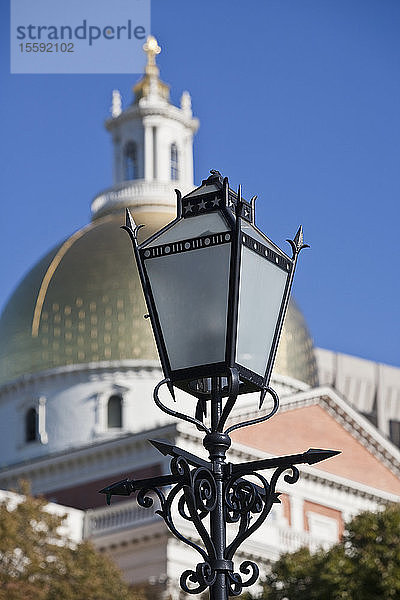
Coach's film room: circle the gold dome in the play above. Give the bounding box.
[0,211,318,387]
[274,300,318,386]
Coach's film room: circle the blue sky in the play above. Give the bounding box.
[1,0,399,366]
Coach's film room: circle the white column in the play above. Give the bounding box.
[93,393,107,434]
[144,124,153,180]
[155,121,167,181]
[121,394,127,429]
[38,397,48,444]
[152,127,158,180]
[290,494,304,532]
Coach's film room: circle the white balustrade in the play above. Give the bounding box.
[277,524,331,553]
[84,500,335,555]
[91,180,192,216]
[84,498,159,537]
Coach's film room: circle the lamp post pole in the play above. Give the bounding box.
[207,378,230,600]
[100,172,341,598]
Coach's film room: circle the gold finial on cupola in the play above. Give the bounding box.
[143,35,161,72]
[133,35,170,103]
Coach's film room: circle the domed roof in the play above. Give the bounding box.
[0,210,318,387]
[273,301,318,386]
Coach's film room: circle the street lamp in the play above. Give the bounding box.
[124,170,306,402]
[100,171,340,599]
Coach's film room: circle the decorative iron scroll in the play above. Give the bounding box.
[100,376,339,597]
[131,455,299,596]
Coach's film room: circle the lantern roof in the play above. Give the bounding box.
[181,171,252,224]
[175,171,292,265]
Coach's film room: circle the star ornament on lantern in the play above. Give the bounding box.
[198,199,207,211]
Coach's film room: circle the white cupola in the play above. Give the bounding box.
[91,36,199,220]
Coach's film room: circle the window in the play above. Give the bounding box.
[25,407,38,442]
[107,395,122,428]
[390,420,400,447]
[124,141,137,180]
[170,143,179,181]
[307,512,339,547]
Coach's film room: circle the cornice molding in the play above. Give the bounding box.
[0,422,178,484]
[0,360,162,398]
[105,103,199,132]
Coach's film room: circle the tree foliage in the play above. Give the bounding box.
[0,484,138,600]
[252,504,400,600]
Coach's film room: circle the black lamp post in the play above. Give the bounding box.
[100,171,340,599]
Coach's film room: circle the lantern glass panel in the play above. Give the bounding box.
[146,213,229,247]
[145,243,231,371]
[236,246,288,377]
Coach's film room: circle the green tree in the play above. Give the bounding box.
[252,504,400,600]
[0,484,138,600]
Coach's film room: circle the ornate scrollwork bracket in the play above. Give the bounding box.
[100,378,340,597]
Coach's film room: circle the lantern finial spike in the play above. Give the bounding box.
[235,184,243,218]
[259,387,267,409]
[121,209,145,244]
[223,177,229,208]
[250,195,257,223]
[294,225,304,249]
[286,225,310,259]
[125,208,136,231]
[175,189,182,218]
[167,379,176,402]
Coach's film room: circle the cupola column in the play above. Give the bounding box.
[144,123,154,181]
[93,36,199,220]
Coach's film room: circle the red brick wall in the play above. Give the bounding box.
[233,404,400,495]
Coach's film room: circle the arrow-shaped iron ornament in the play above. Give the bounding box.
[99,473,183,505]
[100,442,340,505]
[98,413,342,597]
[149,439,211,469]
[229,448,341,476]
[99,404,341,595]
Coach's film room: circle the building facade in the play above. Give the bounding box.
[1,37,400,597]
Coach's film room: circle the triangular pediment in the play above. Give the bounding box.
[232,386,400,496]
